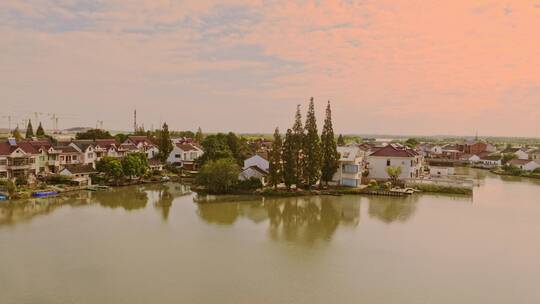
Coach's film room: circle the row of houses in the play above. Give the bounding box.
[0,135,205,184]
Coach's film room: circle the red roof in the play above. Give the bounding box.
[509,159,533,166]
[127,136,154,146]
[369,144,419,158]
[176,143,199,151]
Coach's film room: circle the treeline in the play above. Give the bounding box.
[268,97,339,190]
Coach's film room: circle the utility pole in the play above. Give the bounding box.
[134,109,138,133]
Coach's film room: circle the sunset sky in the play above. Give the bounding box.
[1,0,540,137]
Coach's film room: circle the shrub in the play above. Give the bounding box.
[368,180,378,188]
[236,177,263,191]
[44,174,73,185]
[195,158,240,194]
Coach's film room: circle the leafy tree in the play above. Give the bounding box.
[268,127,283,189]
[386,166,402,186]
[122,153,149,178]
[157,123,173,162]
[96,157,124,185]
[114,133,128,144]
[502,153,517,165]
[282,129,296,190]
[196,158,240,194]
[227,132,240,161]
[36,122,45,137]
[76,129,113,140]
[337,134,345,146]
[292,104,304,185]
[302,97,321,188]
[12,127,23,141]
[195,127,204,143]
[25,120,34,138]
[320,101,339,186]
[198,133,233,164]
[405,138,420,148]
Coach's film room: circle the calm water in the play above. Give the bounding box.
[1,169,540,303]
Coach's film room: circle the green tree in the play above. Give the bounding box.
[198,133,233,164]
[386,166,402,186]
[282,129,296,190]
[76,129,113,140]
[195,127,204,143]
[36,122,45,137]
[292,104,304,185]
[502,153,517,165]
[405,138,420,148]
[114,133,128,144]
[227,132,240,161]
[12,127,23,141]
[122,152,149,178]
[96,157,124,185]
[320,101,339,186]
[337,134,345,146]
[268,127,283,189]
[25,120,34,138]
[302,97,321,188]
[196,158,240,194]
[157,123,173,162]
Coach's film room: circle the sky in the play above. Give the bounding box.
[1,0,540,137]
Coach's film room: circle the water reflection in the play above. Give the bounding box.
[367,196,418,223]
[148,183,191,221]
[196,195,366,243]
[0,191,94,227]
[93,187,149,211]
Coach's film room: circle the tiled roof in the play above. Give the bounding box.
[176,143,200,152]
[508,159,533,166]
[62,164,96,174]
[368,144,419,158]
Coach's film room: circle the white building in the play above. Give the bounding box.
[167,143,204,171]
[515,148,530,160]
[477,156,501,168]
[428,161,455,177]
[508,159,540,172]
[332,146,364,187]
[122,136,159,159]
[531,150,540,164]
[366,144,423,180]
[239,166,268,185]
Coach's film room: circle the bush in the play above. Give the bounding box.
[368,180,378,188]
[44,174,72,185]
[15,177,28,186]
[412,183,472,195]
[236,177,263,191]
[502,164,522,176]
[534,167,540,174]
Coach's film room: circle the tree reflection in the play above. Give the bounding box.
[0,192,93,227]
[367,196,418,223]
[196,196,362,244]
[93,186,148,211]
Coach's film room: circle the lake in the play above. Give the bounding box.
[1,169,540,303]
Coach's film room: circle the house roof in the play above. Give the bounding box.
[508,159,534,166]
[55,146,80,153]
[243,165,269,175]
[127,136,154,146]
[176,143,200,152]
[368,144,419,158]
[61,164,96,174]
[337,146,361,161]
[480,155,501,161]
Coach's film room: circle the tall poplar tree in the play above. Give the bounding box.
[36,122,45,137]
[158,122,173,162]
[282,129,296,190]
[268,127,283,189]
[195,127,204,143]
[25,120,34,138]
[320,101,340,186]
[292,104,304,186]
[337,134,345,146]
[13,127,23,141]
[302,97,321,188]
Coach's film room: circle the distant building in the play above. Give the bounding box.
[508,159,540,172]
[428,160,455,177]
[243,154,269,171]
[167,143,204,171]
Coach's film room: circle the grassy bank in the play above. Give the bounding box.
[409,183,472,195]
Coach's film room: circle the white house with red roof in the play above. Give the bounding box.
[167,142,204,170]
[508,159,540,172]
[122,136,159,159]
[366,144,423,180]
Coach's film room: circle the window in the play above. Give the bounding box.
[410,160,413,166]
[39,156,45,161]
[72,156,78,161]
[342,164,359,174]
[0,159,6,166]
[386,159,391,166]
[87,153,94,159]
[175,154,181,158]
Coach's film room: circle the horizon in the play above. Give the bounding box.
[2,1,540,137]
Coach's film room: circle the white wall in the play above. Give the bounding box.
[367,156,422,180]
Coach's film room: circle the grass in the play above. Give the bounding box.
[410,183,472,195]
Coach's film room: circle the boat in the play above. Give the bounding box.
[0,194,8,201]
[32,191,58,198]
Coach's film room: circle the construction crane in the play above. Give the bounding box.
[96,120,104,129]
[46,113,78,133]
[1,115,15,131]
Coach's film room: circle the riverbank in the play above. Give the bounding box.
[490,168,540,179]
